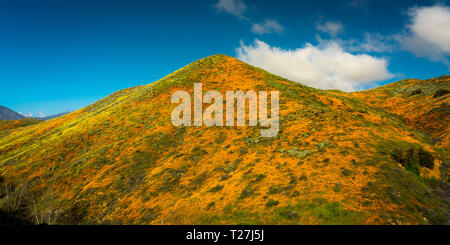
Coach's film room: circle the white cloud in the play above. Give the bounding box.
[214,0,283,35]
[251,19,284,35]
[236,39,394,91]
[38,111,46,117]
[346,33,394,53]
[396,5,450,67]
[344,0,369,10]
[214,0,247,18]
[19,112,33,117]
[316,21,344,37]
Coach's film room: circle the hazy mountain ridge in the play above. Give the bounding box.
[0,55,448,225]
[0,105,24,120]
[37,112,71,121]
[0,105,71,122]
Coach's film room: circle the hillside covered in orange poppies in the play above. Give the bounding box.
[353,76,450,149]
[0,55,449,225]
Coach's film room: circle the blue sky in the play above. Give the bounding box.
[1,0,449,116]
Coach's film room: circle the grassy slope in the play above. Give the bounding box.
[0,55,448,224]
[351,76,450,149]
[0,118,42,135]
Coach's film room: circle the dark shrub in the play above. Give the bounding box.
[434,89,449,98]
[265,199,279,208]
[268,185,283,195]
[341,168,353,176]
[390,146,434,175]
[0,182,35,224]
[208,185,224,192]
[417,148,434,169]
[206,202,215,210]
[411,89,422,96]
[239,185,253,199]
[0,209,33,225]
[132,150,158,166]
[334,183,342,193]
[57,200,88,224]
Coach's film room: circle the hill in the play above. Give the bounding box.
[0,118,42,135]
[37,112,71,121]
[0,105,24,120]
[351,76,450,149]
[0,55,448,225]
[0,105,69,122]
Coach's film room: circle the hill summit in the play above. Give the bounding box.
[0,55,449,224]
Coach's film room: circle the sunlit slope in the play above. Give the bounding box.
[352,76,450,149]
[0,55,448,224]
[0,118,42,136]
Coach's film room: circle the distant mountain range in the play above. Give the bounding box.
[0,105,24,120]
[0,105,69,121]
[38,112,70,121]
